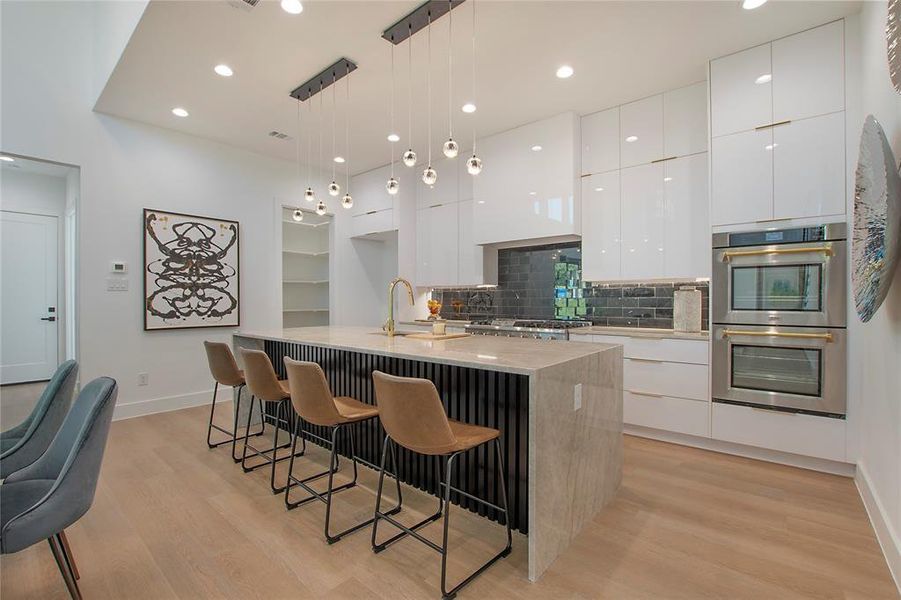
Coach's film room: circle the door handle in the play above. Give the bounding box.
[721,246,833,261]
[40,316,56,322]
[722,329,833,342]
[754,119,792,130]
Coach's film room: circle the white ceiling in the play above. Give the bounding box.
[95,0,861,176]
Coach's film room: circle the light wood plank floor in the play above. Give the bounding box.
[1,402,897,599]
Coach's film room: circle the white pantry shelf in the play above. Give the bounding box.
[283,279,329,284]
[283,308,329,313]
[283,250,329,257]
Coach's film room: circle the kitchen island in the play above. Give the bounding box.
[233,326,622,581]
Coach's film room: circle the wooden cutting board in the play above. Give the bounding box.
[405,332,470,341]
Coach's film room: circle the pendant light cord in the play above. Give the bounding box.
[332,72,337,182]
[307,89,313,190]
[345,72,350,191]
[448,0,453,140]
[295,99,301,197]
[408,24,413,147]
[471,0,476,155]
[427,12,432,165]
[390,39,395,177]
[319,81,323,189]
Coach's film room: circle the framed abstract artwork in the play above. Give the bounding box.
[852,116,901,323]
[143,208,240,330]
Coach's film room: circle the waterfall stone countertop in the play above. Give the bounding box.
[233,326,620,375]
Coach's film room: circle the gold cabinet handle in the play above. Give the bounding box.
[628,390,664,398]
[722,329,834,342]
[755,119,792,130]
[721,246,833,261]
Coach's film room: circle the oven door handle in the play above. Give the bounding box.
[722,329,834,342]
[720,246,833,262]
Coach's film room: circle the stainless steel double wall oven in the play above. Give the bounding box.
[712,223,847,418]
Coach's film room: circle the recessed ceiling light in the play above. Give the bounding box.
[663,177,673,182]
[755,73,772,84]
[556,65,574,79]
[529,191,537,196]
[594,187,604,192]
[531,145,542,152]
[281,0,303,14]
[387,133,400,142]
[741,0,767,9]
[461,103,476,113]
[625,135,638,143]
[172,107,189,117]
[333,156,345,163]
[765,143,779,151]
[214,64,234,77]
[0,156,14,162]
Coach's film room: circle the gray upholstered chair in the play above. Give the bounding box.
[0,360,79,479]
[0,377,118,600]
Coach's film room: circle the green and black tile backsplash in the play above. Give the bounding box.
[431,242,709,329]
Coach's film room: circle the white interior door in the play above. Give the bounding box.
[1,211,59,383]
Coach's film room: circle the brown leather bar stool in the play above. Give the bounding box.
[202,341,263,461]
[239,348,306,493]
[371,371,512,600]
[282,358,402,544]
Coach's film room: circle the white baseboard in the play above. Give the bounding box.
[113,388,226,421]
[855,462,901,593]
[624,424,856,477]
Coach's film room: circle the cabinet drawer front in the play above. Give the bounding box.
[589,334,709,364]
[624,360,708,401]
[351,208,395,237]
[712,402,846,462]
[625,391,709,437]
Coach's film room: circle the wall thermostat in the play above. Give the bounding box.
[111,261,127,274]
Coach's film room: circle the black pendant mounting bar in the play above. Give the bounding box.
[381,0,466,45]
[289,58,357,102]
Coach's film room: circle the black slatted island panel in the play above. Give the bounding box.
[264,340,530,534]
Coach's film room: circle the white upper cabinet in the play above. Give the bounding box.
[473,112,579,245]
[664,82,708,157]
[581,107,620,175]
[349,165,396,216]
[416,156,459,210]
[620,163,665,279]
[772,20,844,122]
[581,171,621,282]
[620,95,664,168]
[772,112,846,220]
[416,203,459,287]
[711,128,773,226]
[664,154,709,278]
[457,200,497,286]
[710,43,772,138]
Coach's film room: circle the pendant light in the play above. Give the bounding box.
[341,74,353,209]
[386,38,400,195]
[317,81,328,212]
[292,100,303,221]
[402,23,417,168]
[442,0,459,159]
[304,88,316,201]
[328,72,340,197]
[422,12,438,186]
[466,0,482,175]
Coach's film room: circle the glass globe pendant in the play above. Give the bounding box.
[467,154,482,175]
[386,177,399,195]
[422,166,438,186]
[304,187,315,202]
[315,199,327,215]
[402,149,417,167]
[328,181,340,196]
[341,193,353,209]
[292,208,303,222]
[442,138,459,158]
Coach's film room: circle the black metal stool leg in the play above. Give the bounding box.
[48,535,81,600]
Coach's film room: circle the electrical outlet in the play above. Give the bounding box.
[106,278,129,292]
[573,383,582,411]
[137,372,149,386]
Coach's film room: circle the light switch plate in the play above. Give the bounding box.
[106,278,129,291]
[574,383,583,411]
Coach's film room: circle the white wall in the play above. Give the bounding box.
[0,1,321,418]
[847,1,901,588]
[1,169,70,363]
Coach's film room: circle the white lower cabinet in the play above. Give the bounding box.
[711,402,846,462]
[624,392,709,438]
[624,358,708,401]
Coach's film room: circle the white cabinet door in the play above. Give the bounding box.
[772,20,844,122]
[710,43,772,137]
[772,112,845,220]
[351,208,396,238]
[581,171,621,282]
[620,95,664,168]
[458,200,494,286]
[581,107,620,175]
[664,153,709,278]
[416,203,459,287]
[620,163,665,279]
[416,156,459,209]
[350,165,395,216]
[664,82,708,157]
[458,151,474,201]
[473,112,579,244]
[711,128,773,225]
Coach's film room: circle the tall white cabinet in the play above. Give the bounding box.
[581,81,709,282]
[710,20,846,227]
